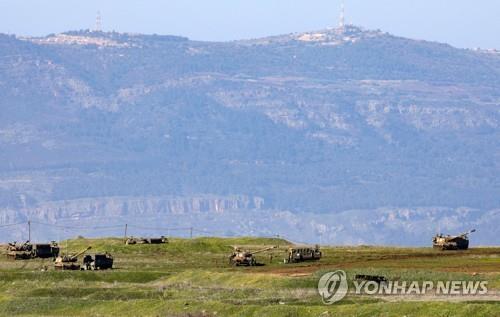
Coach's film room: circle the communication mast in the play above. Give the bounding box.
[94,11,102,32]
[339,1,346,29]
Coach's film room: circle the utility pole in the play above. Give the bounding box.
[124,224,128,241]
[28,220,31,242]
[190,227,193,239]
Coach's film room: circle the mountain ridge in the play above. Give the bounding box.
[0,25,498,244]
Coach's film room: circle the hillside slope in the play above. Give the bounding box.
[0,26,499,243]
[0,237,498,316]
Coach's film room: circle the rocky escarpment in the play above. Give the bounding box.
[1,204,498,246]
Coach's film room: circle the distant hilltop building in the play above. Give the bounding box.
[294,25,381,45]
[26,33,135,48]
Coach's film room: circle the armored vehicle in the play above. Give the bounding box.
[82,253,114,270]
[229,246,277,266]
[7,241,60,260]
[125,236,168,245]
[54,246,92,270]
[6,241,32,260]
[433,229,476,250]
[285,245,322,263]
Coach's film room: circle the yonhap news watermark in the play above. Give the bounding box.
[318,270,489,304]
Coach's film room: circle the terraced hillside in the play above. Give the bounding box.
[0,237,498,316]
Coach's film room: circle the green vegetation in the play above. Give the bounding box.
[0,237,498,316]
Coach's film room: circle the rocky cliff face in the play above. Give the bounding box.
[0,27,498,244]
[0,195,264,223]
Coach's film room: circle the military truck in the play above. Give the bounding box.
[229,246,277,266]
[54,246,92,270]
[32,242,60,259]
[433,229,476,250]
[285,245,322,263]
[83,253,114,270]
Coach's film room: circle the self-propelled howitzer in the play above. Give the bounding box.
[433,229,476,250]
[229,246,277,266]
[54,246,92,270]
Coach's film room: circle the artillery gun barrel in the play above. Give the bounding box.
[463,229,476,236]
[70,246,92,259]
[460,229,476,237]
[252,246,277,254]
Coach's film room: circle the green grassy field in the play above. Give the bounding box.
[0,237,498,316]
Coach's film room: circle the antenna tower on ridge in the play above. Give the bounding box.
[339,1,346,29]
[94,11,102,32]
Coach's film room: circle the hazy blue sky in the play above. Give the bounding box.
[0,0,498,49]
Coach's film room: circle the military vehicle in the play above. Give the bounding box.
[433,229,476,250]
[82,253,114,270]
[6,241,32,260]
[125,236,168,245]
[32,242,60,259]
[6,241,60,260]
[355,274,388,284]
[149,236,168,244]
[285,245,322,263]
[229,246,277,266]
[54,246,92,270]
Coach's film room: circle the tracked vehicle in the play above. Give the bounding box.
[6,241,59,260]
[54,246,92,270]
[285,245,322,263]
[229,246,277,266]
[433,229,476,250]
[125,236,168,245]
[6,241,32,260]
